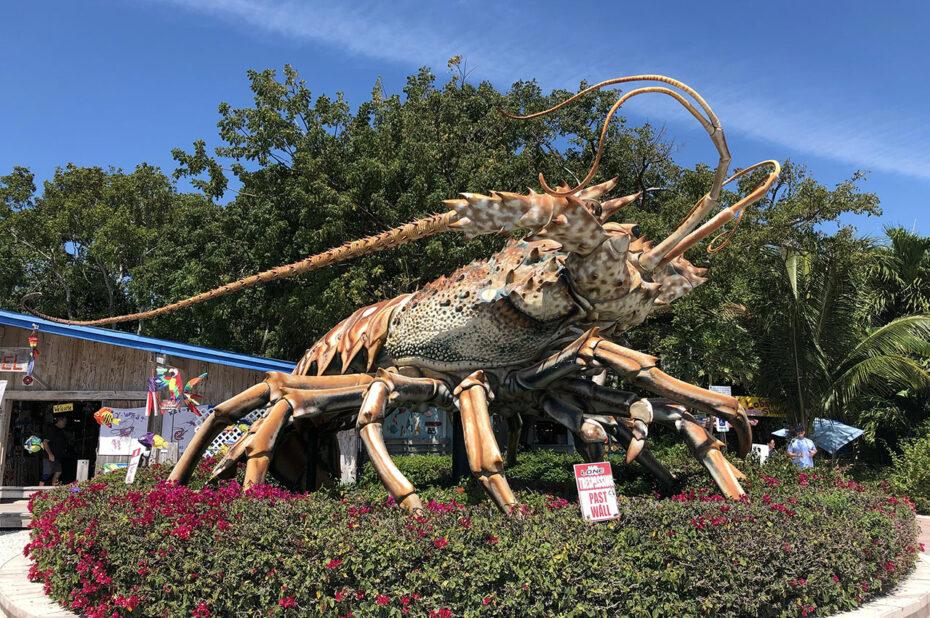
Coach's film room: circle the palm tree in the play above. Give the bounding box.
[752,240,930,431]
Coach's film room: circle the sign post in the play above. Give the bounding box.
[573,462,620,522]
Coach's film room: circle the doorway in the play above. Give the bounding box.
[2,400,100,486]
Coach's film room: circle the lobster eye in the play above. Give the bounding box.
[631,225,642,238]
[584,200,602,217]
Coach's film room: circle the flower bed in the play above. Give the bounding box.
[25,453,920,617]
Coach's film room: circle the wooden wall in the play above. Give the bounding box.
[0,322,279,483]
[0,324,267,399]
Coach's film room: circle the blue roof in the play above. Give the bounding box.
[0,309,295,373]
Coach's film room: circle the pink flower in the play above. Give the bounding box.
[335,591,345,602]
[326,559,342,569]
[832,575,840,582]
[433,537,448,549]
[483,597,491,605]
[487,535,499,545]
[376,594,390,606]
[278,596,296,608]
[191,602,211,617]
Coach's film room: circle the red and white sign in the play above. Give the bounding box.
[573,462,620,522]
[125,447,144,484]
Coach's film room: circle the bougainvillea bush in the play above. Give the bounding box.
[25,453,919,618]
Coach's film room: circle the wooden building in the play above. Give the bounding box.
[0,309,293,486]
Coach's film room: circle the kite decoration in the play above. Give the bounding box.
[145,370,162,417]
[23,435,42,453]
[93,407,120,428]
[22,325,39,386]
[181,373,208,417]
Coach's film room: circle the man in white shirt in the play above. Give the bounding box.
[787,425,817,468]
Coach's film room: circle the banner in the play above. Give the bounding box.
[97,405,206,454]
[0,348,31,372]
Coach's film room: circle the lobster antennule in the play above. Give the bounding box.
[655,160,781,267]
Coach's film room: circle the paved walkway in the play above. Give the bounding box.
[2,516,929,617]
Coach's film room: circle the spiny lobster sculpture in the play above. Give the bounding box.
[24,76,780,514]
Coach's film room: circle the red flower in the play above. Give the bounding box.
[191,602,210,617]
[483,597,491,605]
[278,596,296,608]
[335,591,345,602]
[326,559,342,569]
[434,537,449,549]
[487,535,499,544]
[376,594,390,606]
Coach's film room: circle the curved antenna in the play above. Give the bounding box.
[21,211,458,327]
[499,75,734,271]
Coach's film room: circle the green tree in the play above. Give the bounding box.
[751,238,930,430]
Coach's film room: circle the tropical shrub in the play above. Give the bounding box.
[888,421,930,514]
[25,455,919,618]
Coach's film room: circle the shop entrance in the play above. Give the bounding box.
[2,400,100,486]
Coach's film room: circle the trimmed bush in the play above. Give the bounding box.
[25,453,920,617]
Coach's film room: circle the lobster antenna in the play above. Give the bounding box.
[498,75,727,199]
[21,211,459,327]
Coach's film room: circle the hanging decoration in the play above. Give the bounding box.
[93,407,120,428]
[22,325,39,386]
[182,373,207,416]
[23,435,42,453]
[145,370,161,417]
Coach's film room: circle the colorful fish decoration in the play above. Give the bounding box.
[93,407,120,428]
[23,435,42,453]
[138,433,168,449]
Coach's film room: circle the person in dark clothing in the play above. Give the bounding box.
[40,416,68,486]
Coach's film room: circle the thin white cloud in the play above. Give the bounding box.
[149,0,930,182]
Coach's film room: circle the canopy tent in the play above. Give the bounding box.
[770,418,864,454]
[810,418,864,455]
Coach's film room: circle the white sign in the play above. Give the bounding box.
[751,443,771,464]
[125,447,145,484]
[709,385,732,397]
[573,462,620,522]
[715,417,731,433]
[98,436,134,456]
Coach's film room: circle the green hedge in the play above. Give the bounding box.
[25,452,920,617]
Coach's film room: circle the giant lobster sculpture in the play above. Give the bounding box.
[25,75,780,514]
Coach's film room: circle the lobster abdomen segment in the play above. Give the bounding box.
[295,294,411,376]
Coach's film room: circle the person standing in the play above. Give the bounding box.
[40,415,68,486]
[787,424,817,469]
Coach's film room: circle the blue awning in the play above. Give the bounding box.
[0,309,295,373]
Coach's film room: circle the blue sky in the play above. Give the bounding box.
[3,0,928,236]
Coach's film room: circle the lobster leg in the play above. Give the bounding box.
[356,370,453,514]
[575,340,749,498]
[541,387,677,487]
[217,383,374,486]
[169,372,375,485]
[455,371,518,513]
[581,339,752,459]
